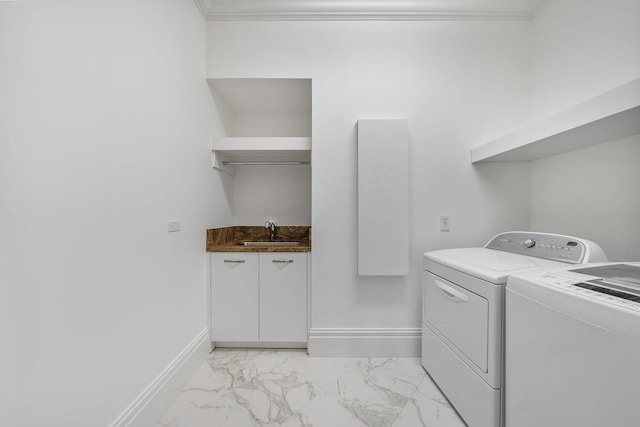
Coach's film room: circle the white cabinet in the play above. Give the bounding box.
[210,253,259,341]
[210,252,308,345]
[259,253,308,342]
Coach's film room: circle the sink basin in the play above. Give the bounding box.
[236,241,301,247]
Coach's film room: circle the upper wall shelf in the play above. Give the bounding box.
[471,78,640,163]
[212,137,311,174]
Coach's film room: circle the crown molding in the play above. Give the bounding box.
[193,0,551,21]
[192,0,210,19]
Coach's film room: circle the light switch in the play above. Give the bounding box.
[168,221,181,232]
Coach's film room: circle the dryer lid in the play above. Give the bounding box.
[424,248,566,284]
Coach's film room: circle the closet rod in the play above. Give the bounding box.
[222,160,310,166]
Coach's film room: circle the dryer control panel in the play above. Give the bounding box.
[486,232,587,264]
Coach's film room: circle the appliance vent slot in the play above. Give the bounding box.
[574,282,640,302]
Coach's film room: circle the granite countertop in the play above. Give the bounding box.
[206,226,311,252]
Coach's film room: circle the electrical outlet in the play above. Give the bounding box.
[168,221,181,232]
[440,216,451,232]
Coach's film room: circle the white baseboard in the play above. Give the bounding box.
[215,341,307,349]
[308,327,421,357]
[109,327,210,427]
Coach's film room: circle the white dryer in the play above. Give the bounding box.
[506,262,640,427]
[422,232,607,427]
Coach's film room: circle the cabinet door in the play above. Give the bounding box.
[210,253,259,342]
[259,253,308,342]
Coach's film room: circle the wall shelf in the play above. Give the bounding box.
[212,137,311,174]
[471,78,640,163]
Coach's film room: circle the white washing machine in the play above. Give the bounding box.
[505,262,640,427]
[422,232,607,427]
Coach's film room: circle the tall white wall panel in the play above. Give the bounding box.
[357,119,409,276]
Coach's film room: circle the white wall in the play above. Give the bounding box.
[232,112,312,137]
[531,136,640,261]
[232,165,312,226]
[531,0,640,117]
[207,20,531,350]
[529,0,640,261]
[0,1,230,425]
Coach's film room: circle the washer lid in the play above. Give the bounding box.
[424,247,566,284]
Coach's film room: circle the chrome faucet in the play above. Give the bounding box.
[264,221,276,241]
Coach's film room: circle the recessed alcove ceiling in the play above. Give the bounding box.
[193,0,550,21]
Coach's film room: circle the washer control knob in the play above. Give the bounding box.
[523,238,536,248]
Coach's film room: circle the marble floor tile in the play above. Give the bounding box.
[392,373,467,427]
[155,349,467,427]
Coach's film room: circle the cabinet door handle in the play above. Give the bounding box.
[272,259,294,264]
[224,259,246,264]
